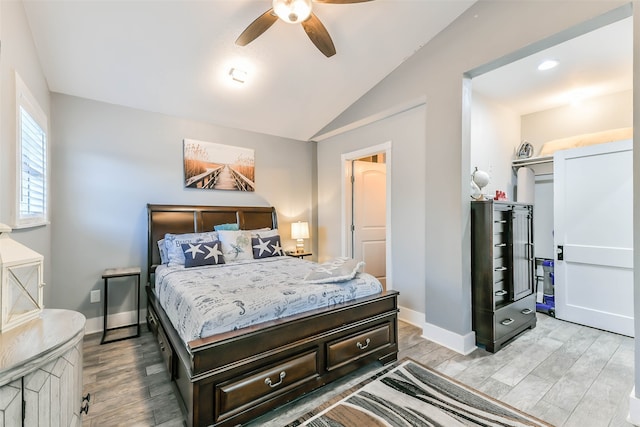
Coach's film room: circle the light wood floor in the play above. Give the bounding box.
[82,314,634,426]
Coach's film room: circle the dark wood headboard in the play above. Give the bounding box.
[147,204,277,282]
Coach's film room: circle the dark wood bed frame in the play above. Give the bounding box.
[146,204,399,427]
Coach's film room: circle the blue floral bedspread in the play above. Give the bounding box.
[154,257,383,345]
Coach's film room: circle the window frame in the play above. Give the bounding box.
[15,72,49,229]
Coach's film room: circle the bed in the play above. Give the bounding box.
[145,204,399,427]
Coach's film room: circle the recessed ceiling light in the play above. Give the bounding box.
[229,67,247,83]
[537,60,559,71]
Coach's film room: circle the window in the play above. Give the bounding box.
[15,72,48,228]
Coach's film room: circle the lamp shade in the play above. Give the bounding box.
[291,221,309,239]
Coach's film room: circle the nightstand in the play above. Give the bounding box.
[288,252,312,259]
[101,266,141,344]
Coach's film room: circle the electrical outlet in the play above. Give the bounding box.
[90,290,101,303]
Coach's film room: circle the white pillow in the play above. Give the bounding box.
[164,232,218,266]
[217,230,254,262]
[303,257,365,284]
[157,239,169,264]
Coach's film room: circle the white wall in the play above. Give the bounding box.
[522,89,632,154]
[50,94,314,325]
[317,105,426,315]
[470,92,521,200]
[0,2,52,295]
[315,1,629,353]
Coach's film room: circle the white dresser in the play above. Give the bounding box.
[0,309,86,426]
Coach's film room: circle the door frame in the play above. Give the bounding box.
[341,141,392,289]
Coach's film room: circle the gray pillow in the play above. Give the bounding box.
[303,257,365,284]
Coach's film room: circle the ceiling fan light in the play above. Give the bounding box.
[273,0,312,24]
[229,67,247,83]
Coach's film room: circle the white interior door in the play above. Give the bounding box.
[353,160,387,288]
[554,139,633,336]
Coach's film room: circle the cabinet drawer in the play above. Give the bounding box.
[493,280,509,307]
[493,243,506,259]
[217,351,318,420]
[493,257,508,274]
[494,294,536,340]
[157,325,173,376]
[327,324,391,371]
[147,306,159,336]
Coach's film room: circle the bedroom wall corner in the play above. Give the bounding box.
[629,1,640,423]
[470,92,521,201]
[316,103,426,316]
[50,94,315,326]
[0,1,53,299]
[312,1,630,344]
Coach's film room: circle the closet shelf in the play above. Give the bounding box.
[511,155,553,175]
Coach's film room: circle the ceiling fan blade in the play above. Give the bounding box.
[313,0,373,3]
[301,13,336,57]
[235,9,278,46]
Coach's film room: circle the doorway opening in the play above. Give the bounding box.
[342,142,392,290]
[464,5,633,336]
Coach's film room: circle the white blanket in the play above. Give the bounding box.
[154,257,383,345]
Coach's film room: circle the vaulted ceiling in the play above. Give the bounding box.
[22,1,632,142]
[22,0,475,141]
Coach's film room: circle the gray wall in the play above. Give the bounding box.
[0,2,52,297]
[316,1,630,352]
[50,94,314,329]
[316,105,426,315]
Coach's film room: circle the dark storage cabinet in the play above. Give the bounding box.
[471,200,536,352]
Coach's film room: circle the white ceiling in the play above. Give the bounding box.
[22,0,476,141]
[472,16,633,116]
[22,2,633,142]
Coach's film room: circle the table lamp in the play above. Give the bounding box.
[291,221,309,253]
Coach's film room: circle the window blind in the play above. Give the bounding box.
[19,106,47,220]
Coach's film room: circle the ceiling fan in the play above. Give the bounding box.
[236,0,373,58]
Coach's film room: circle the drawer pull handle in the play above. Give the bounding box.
[521,308,533,315]
[494,243,506,248]
[494,267,507,272]
[264,371,286,388]
[501,318,515,326]
[494,220,507,224]
[357,338,371,350]
[494,290,507,296]
[80,402,90,415]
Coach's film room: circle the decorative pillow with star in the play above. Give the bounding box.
[251,235,284,259]
[303,257,365,283]
[181,241,225,268]
[164,231,219,266]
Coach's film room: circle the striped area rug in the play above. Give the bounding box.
[291,360,552,427]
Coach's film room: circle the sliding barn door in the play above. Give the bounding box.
[554,139,633,336]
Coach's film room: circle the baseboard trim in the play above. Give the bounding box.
[398,306,425,328]
[628,387,640,425]
[85,308,147,335]
[423,322,477,355]
[398,306,476,355]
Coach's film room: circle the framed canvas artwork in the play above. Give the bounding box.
[183,139,255,191]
